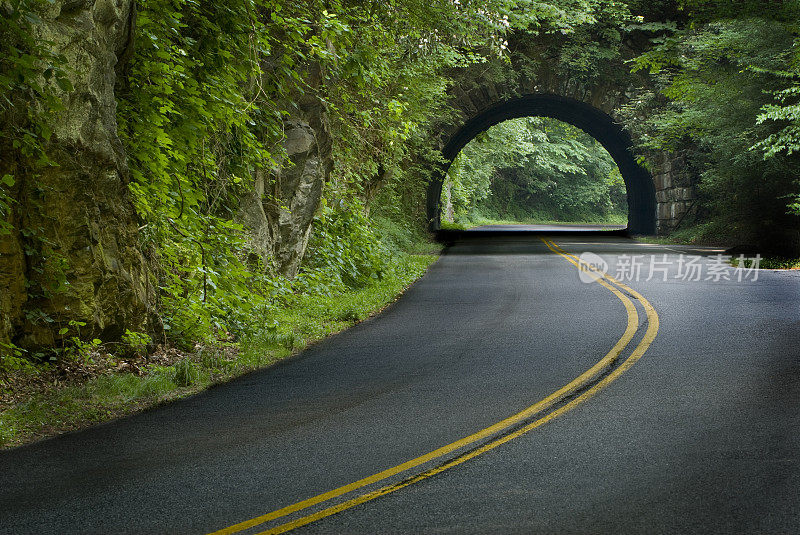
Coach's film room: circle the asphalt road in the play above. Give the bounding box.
[1,232,798,534]
[470,223,627,232]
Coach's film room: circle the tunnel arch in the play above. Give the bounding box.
[428,94,657,234]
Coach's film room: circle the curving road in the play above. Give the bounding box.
[1,232,798,534]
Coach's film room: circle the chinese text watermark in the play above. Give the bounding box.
[577,253,761,283]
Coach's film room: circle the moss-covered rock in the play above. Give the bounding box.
[0,0,152,351]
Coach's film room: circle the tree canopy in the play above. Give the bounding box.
[442,117,627,225]
[622,0,800,249]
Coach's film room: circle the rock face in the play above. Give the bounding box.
[0,0,151,350]
[240,64,332,278]
[267,106,332,277]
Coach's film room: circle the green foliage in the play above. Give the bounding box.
[0,341,35,373]
[0,0,69,234]
[753,36,800,160]
[116,0,274,347]
[56,320,102,364]
[301,200,388,292]
[549,1,630,85]
[443,117,627,224]
[625,8,800,250]
[121,330,152,358]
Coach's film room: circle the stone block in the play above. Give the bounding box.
[654,173,672,191]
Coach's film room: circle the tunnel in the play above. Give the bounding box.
[428,94,657,235]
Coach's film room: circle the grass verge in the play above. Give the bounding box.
[633,223,800,270]
[0,252,439,449]
[631,222,719,247]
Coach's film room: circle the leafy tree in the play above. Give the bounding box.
[754,36,800,162]
[443,117,627,224]
[114,0,596,344]
[626,1,800,250]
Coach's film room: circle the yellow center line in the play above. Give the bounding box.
[542,238,660,392]
[210,237,657,535]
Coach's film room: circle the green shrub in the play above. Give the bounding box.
[302,200,389,291]
[121,330,152,358]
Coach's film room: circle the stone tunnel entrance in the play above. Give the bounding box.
[428,94,657,235]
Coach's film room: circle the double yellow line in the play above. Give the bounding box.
[209,238,660,535]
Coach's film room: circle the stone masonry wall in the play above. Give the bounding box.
[651,151,698,234]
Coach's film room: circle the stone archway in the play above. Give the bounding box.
[427,94,657,235]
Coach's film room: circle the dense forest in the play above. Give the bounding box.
[621,0,800,249]
[442,117,627,226]
[1,0,800,443]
